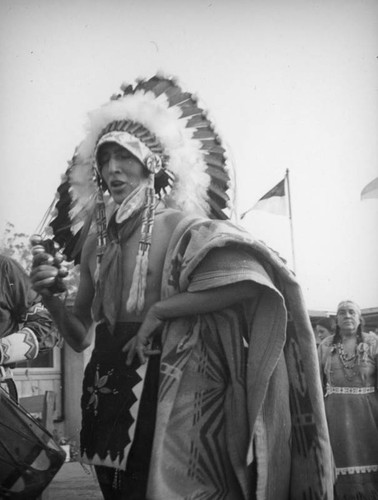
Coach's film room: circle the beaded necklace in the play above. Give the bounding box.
[336,342,358,381]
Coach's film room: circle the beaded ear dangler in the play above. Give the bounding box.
[126,176,157,314]
[93,172,108,281]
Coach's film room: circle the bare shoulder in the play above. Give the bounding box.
[81,232,97,259]
[73,232,96,318]
[80,231,97,276]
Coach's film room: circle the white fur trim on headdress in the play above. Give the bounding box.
[73,89,211,217]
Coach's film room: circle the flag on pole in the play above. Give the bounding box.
[240,177,288,219]
[361,177,378,200]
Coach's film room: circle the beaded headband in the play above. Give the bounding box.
[336,300,362,318]
[95,131,163,176]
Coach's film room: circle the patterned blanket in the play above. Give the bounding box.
[147,216,334,500]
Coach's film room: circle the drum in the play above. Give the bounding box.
[0,386,66,499]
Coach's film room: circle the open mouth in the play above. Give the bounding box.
[110,180,125,188]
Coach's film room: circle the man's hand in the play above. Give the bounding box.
[30,236,67,296]
[30,255,59,297]
[122,281,259,365]
[123,306,163,365]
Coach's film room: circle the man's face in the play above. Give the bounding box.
[336,301,361,334]
[97,142,148,204]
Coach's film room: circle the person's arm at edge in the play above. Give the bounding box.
[154,281,258,319]
[41,279,94,353]
[124,280,259,364]
[30,247,95,353]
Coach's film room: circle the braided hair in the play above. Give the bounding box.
[332,323,363,347]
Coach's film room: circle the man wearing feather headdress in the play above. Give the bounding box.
[30,75,333,499]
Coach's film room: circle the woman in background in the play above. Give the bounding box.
[318,300,378,499]
[315,317,334,346]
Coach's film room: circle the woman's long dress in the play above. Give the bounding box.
[318,333,378,499]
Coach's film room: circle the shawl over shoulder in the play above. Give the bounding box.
[147,216,333,500]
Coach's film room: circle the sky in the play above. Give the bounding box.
[0,0,377,311]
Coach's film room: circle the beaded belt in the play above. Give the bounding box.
[326,385,375,395]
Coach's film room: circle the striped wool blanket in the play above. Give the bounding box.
[147,216,334,500]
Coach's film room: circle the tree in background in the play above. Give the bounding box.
[0,222,32,271]
[0,222,80,301]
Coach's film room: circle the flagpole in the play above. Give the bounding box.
[286,168,296,273]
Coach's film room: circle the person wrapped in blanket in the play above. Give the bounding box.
[318,300,378,499]
[0,254,55,398]
[30,75,334,500]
